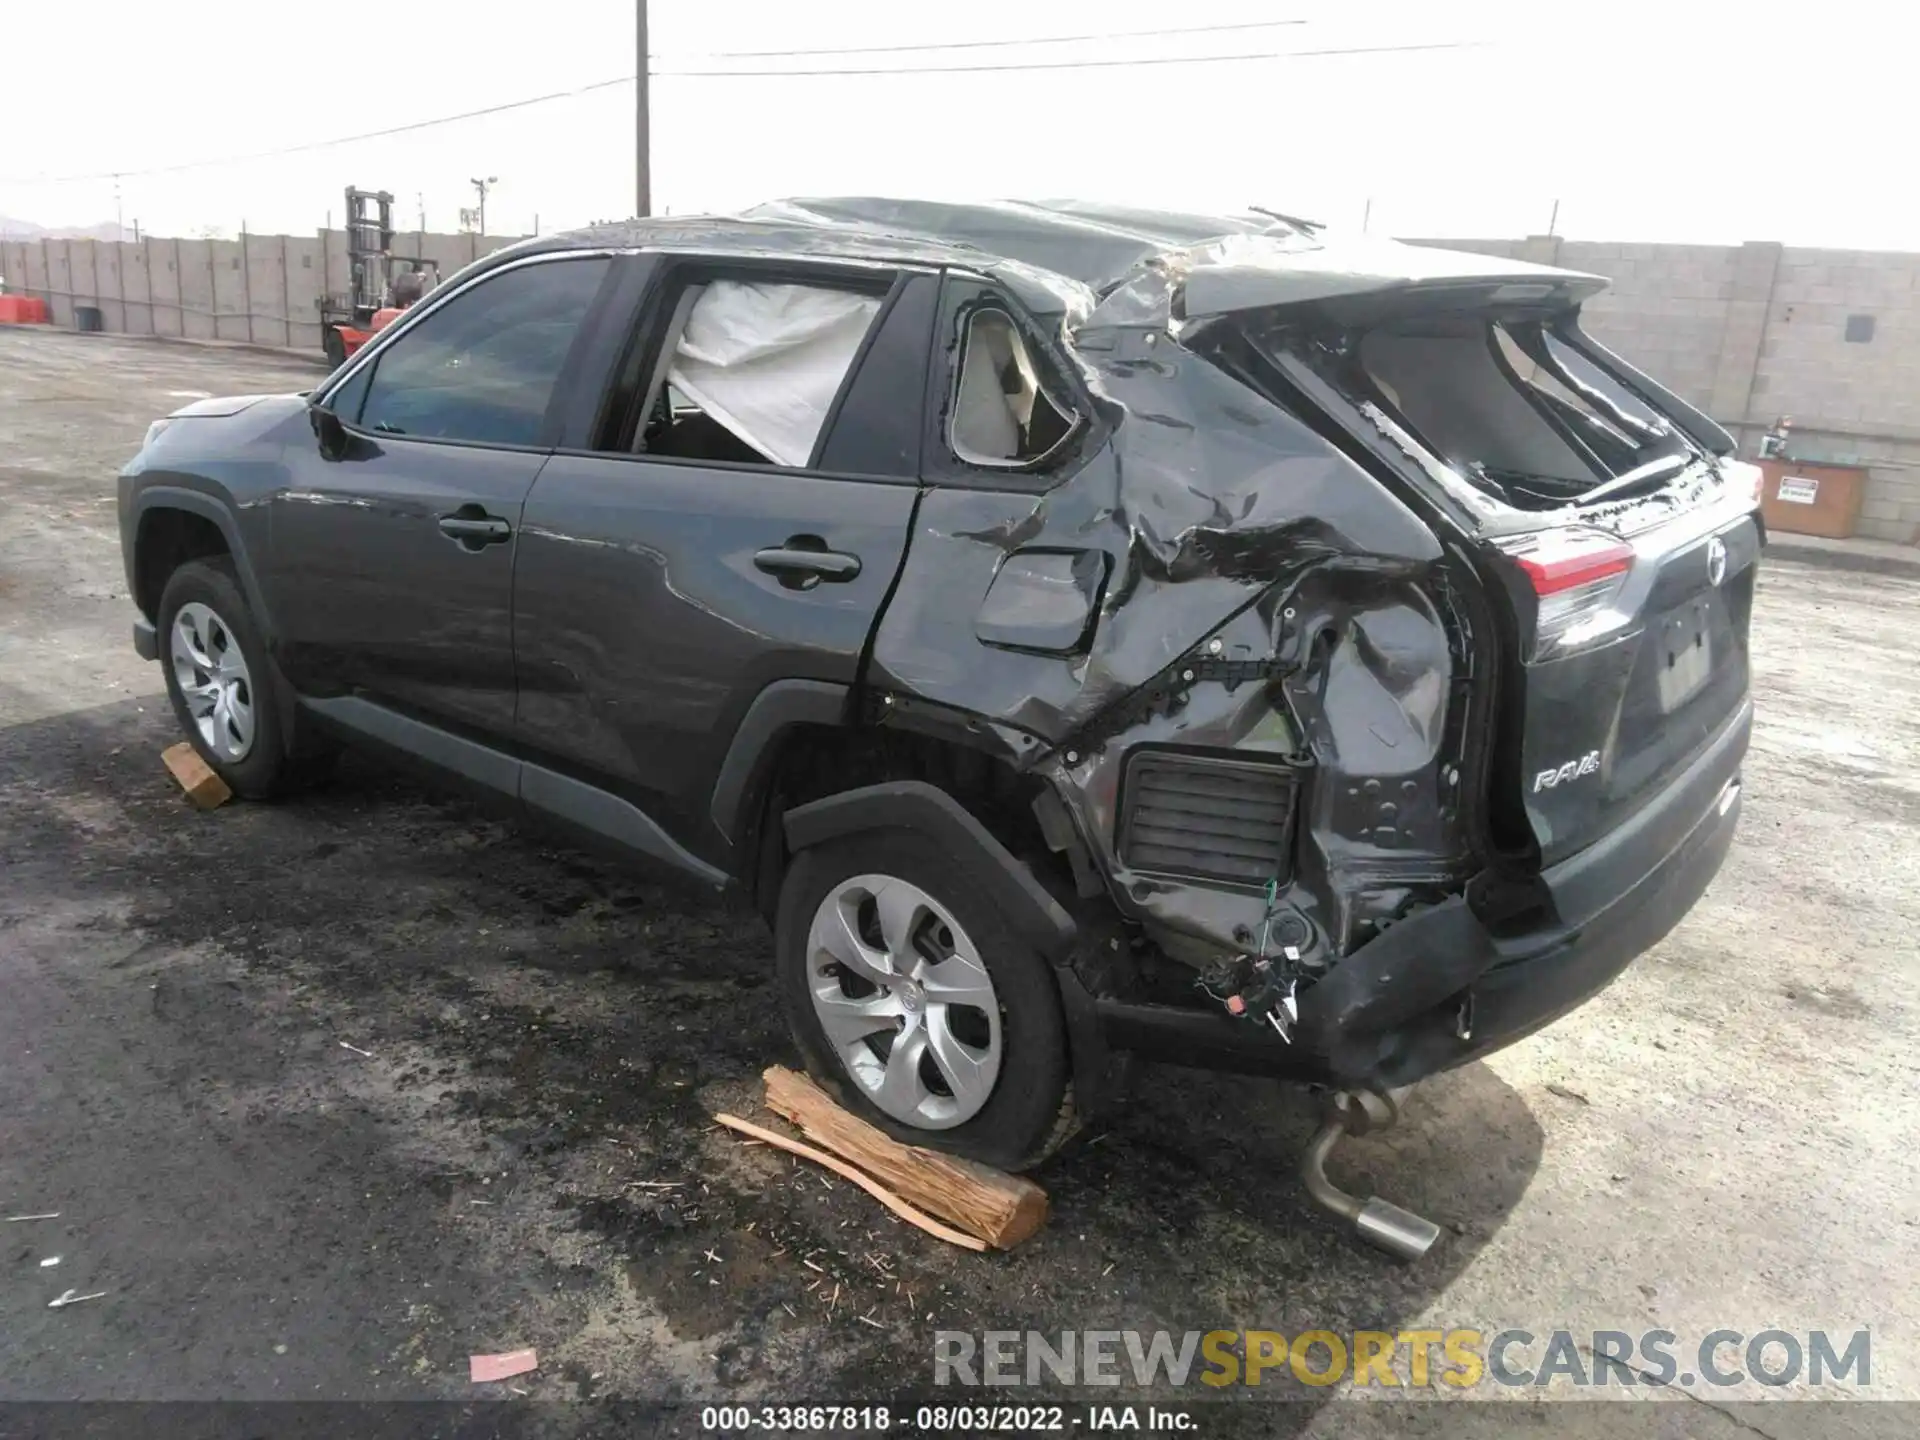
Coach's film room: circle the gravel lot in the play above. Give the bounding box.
[1,329,1914,1436]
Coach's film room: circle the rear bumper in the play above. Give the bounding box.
[1095,698,1751,1086]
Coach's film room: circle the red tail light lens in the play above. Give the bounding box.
[1502,528,1636,657]
[1722,459,1764,509]
[1515,534,1633,595]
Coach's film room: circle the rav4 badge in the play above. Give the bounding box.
[1533,750,1602,792]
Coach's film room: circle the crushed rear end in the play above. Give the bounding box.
[1053,237,1761,1088]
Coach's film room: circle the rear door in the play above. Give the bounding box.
[511,257,939,865]
[267,253,614,739]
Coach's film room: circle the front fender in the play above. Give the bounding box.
[124,484,275,633]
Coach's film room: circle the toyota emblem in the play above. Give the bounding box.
[1707,536,1728,587]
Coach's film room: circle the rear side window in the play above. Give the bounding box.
[950,305,1077,468]
[352,257,609,447]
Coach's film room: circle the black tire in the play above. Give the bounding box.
[775,828,1074,1172]
[323,327,347,370]
[157,557,330,799]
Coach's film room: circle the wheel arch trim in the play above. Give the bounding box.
[708,678,854,856]
[130,486,274,635]
[782,780,1077,961]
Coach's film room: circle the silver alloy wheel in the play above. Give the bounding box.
[805,874,1003,1130]
[170,600,255,763]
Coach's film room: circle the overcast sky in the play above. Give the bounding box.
[0,0,1905,248]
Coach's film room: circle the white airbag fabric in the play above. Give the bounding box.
[668,281,882,467]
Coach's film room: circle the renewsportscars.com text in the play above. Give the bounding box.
[933,1328,1871,1390]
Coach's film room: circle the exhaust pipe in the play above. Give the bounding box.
[1299,1088,1442,1263]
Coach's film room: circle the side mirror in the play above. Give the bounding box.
[309,403,349,461]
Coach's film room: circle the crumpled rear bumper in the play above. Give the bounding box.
[1093,698,1751,1086]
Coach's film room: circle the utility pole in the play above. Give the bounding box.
[635,0,651,217]
[470,176,497,236]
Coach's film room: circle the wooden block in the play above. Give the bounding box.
[714,1112,987,1252]
[763,1065,1048,1250]
[162,742,232,810]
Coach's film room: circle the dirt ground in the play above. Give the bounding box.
[1,330,1915,1436]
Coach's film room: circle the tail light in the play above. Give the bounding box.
[1722,459,1764,509]
[1501,527,1635,657]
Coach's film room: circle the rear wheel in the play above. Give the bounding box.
[775,829,1072,1171]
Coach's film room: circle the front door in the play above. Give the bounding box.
[264,254,614,739]
[512,262,939,865]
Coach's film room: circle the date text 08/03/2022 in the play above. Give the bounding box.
[699,1404,1196,1432]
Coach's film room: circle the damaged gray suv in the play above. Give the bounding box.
[119,200,1759,1245]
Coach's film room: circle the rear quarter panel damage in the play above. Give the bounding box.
[868,307,1474,966]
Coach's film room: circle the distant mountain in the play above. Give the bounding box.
[0,216,134,242]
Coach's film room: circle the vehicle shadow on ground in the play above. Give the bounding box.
[2,698,1543,1418]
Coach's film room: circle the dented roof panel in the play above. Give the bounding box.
[509,199,1604,322]
[745,197,1299,291]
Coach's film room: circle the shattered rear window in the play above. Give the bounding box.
[1226,309,1705,517]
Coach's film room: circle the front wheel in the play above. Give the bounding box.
[157,557,330,798]
[322,327,347,370]
[775,829,1073,1172]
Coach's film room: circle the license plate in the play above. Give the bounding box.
[1659,628,1713,712]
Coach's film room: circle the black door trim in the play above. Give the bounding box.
[299,694,728,889]
[301,694,522,794]
[521,763,728,889]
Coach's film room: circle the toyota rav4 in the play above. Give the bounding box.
[118,199,1760,1196]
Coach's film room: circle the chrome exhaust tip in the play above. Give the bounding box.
[1300,1091,1442,1262]
[1354,1196,1443,1263]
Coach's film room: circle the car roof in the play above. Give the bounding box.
[500,198,1603,320]
[497,206,1100,315]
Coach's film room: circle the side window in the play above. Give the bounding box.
[328,361,374,425]
[630,276,885,468]
[353,257,610,447]
[949,300,1078,469]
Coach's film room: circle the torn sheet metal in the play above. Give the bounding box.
[865,293,1475,966]
[1035,570,1474,964]
[868,322,1443,748]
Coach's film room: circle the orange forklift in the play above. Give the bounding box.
[317,187,440,368]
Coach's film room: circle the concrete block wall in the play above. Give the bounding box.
[1,227,527,359]
[1412,234,1920,544]
[9,224,1920,544]
[1561,242,1739,414]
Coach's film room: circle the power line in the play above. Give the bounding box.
[1,39,1479,186]
[662,40,1480,79]
[1,76,631,185]
[5,19,1316,182]
[662,17,1307,60]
